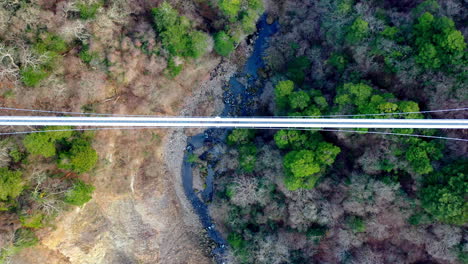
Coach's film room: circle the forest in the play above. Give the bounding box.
[0,0,466,263]
[208,0,467,263]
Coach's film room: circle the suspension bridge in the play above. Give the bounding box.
[0,106,467,141]
[0,116,467,129]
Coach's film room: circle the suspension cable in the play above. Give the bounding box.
[0,106,467,118]
[0,127,466,141]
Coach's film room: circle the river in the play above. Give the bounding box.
[181,15,279,263]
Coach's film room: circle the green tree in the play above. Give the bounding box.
[275,80,295,110]
[421,162,467,225]
[238,144,257,172]
[0,168,23,201]
[23,133,56,157]
[275,80,294,98]
[327,53,348,72]
[274,130,323,150]
[284,150,320,178]
[240,10,258,34]
[289,91,310,110]
[64,180,95,206]
[58,139,98,174]
[286,56,311,85]
[316,142,341,165]
[412,0,440,18]
[381,26,399,40]
[214,31,235,57]
[227,129,255,145]
[405,140,441,175]
[152,2,209,60]
[246,0,263,12]
[23,127,72,157]
[218,0,241,21]
[188,31,210,59]
[346,17,369,44]
[413,12,466,69]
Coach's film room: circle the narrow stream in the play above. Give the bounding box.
[181,15,279,263]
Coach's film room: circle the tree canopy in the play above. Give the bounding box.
[346,17,369,44]
[413,12,466,69]
[421,162,467,225]
[214,31,235,57]
[64,179,95,206]
[0,168,23,201]
[58,138,98,174]
[152,2,210,59]
[23,127,73,157]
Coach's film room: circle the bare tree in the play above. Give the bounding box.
[0,44,19,81]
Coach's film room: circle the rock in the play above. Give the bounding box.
[267,15,275,25]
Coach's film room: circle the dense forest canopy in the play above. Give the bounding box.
[209,0,467,263]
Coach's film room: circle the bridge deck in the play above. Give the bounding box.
[0,116,466,129]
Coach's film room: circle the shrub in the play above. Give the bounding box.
[20,213,44,229]
[13,228,38,249]
[214,31,235,57]
[9,148,23,163]
[307,225,328,240]
[58,138,98,174]
[64,180,95,206]
[187,153,199,164]
[347,215,366,233]
[20,34,68,87]
[77,1,103,20]
[227,232,250,261]
[166,57,183,78]
[0,168,23,201]
[346,17,369,44]
[35,34,68,54]
[238,144,257,173]
[79,45,98,65]
[20,67,49,87]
